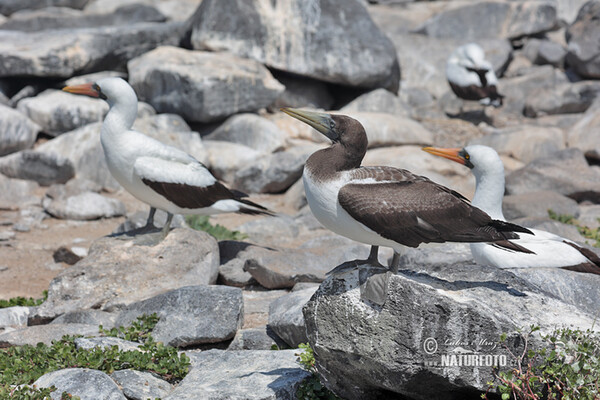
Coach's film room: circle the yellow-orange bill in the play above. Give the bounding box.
[422,147,466,165]
[62,82,99,97]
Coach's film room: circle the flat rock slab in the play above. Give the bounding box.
[111,369,172,400]
[0,150,74,186]
[242,289,289,329]
[268,287,317,347]
[44,191,126,220]
[304,263,597,400]
[566,0,600,78]
[115,285,243,347]
[0,306,29,331]
[34,368,126,400]
[228,328,280,350]
[0,103,39,156]
[0,323,99,347]
[0,22,182,78]
[188,0,399,91]
[0,173,40,210]
[128,46,284,123]
[502,191,580,220]
[51,310,117,328]
[34,228,219,321]
[165,349,311,400]
[75,337,142,352]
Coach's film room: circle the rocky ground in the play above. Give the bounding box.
[0,0,600,399]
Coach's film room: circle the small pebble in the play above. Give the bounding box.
[12,223,30,232]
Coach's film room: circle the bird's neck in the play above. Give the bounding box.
[472,169,506,221]
[101,99,137,141]
[306,143,365,179]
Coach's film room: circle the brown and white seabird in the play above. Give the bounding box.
[282,108,531,303]
[423,144,600,274]
[446,43,503,107]
[63,77,271,245]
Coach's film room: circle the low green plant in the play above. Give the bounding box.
[296,343,340,400]
[0,314,190,397]
[484,325,600,400]
[186,215,248,241]
[548,210,600,248]
[0,290,48,309]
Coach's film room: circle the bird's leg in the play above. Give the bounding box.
[367,245,379,263]
[133,212,174,246]
[161,212,173,237]
[390,251,400,274]
[360,249,401,306]
[326,245,383,275]
[144,207,157,229]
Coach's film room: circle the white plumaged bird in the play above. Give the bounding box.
[63,77,271,243]
[423,145,600,274]
[446,43,503,107]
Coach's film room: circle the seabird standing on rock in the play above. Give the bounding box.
[63,77,271,245]
[446,43,503,107]
[423,144,600,274]
[282,108,532,304]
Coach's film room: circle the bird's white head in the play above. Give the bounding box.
[462,144,504,180]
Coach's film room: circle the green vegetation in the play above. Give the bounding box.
[484,326,600,400]
[0,314,190,399]
[548,210,600,248]
[296,343,340,400]
[186,215,248,241]
[0,290,47,309]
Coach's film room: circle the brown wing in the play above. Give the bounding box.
[338,179,521,248]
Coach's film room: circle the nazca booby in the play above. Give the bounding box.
[282,108,532,303]
[446,43,503,107]
[63,77,271,244]
[423,145,600,273]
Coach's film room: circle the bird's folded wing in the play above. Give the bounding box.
[338,180,500,248]
[134,156,235,209]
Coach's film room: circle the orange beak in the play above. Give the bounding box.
[62,82,99,98]
[422,147,466,165]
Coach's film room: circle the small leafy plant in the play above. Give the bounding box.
[296,343,340,400]
[0,290,48,309]
[484,325,600,400]
[548,210,600,248]
[186,215,248,241]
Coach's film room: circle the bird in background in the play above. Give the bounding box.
[63,77,272,245]
[423,144,600,274]
[446,43,504,108]
[281,108,532,305]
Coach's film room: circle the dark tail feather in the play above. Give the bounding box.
[561,241,600,275]
[490,240,536,254]
[489,219,534,239]
[231,190,274,216]
[561,263,600,275]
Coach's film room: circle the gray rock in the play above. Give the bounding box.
[233,145,318,194]
[34,228,219,321]
[303,262,596,400]
[0,22,182,78]
[0,173,40,210]
[0,4,165,32]
[566,0,600,79]
[34,368,126,400]
[227,328,280,350]
[0,0,89,16]
[270,72,334,110]
[115,285,243,347]
[506,148,600,201]
[470,125,566,164]
[568,99,600,161]
[398,242,474,269]
[46,177,102,200]
[166,349,310,400]
[513,217,587,242]
[577,204,600,229]
[45,192,126,220]
[268,287,317,347]
[416,1,557,40]
[51,310,117,329]
[35,114,205,190]
[510,268,600,317]
[17,89,107,136]
[524,80,600,117]
[291,282,321,292]
[128,46,284,123]
[188,0,399,92]
[283,178,306,212]
[203,141,261,184]
[503,191,580,220]
[341,88,410,117]
[244,240,369,289]
[206,114,288,154]
[218,241,258,287]
[242,289,289,329]
[0,103,39,156]
[75,336,141,352]
[523,38,567,67]
[0,323,99,347]
[0,306,29,332]
[349,112,434,148]
[0,150,74,186]
[110,369,172,400]
[553,0,592,24]
[238,215,300,246]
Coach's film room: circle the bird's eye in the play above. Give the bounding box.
[330,120,335,130]
[465,154,470,160]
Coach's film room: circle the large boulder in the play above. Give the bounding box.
[187,0,400,92]
[0,150,75,186]
[568,99,600,161]
[34,368,126,400]
[349,112,434,148]
[0,104,39,156]
[523,80,600,117]
[416,1,557,41]
[566,0,600,79]
[44,191,126,220]
[0,22,182,78]
[0,0,89,16]
[34,228,219,321]
[268,287,317,347]
[303,263,597,400]
[0,173,40,210]
[128,46,284,123]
